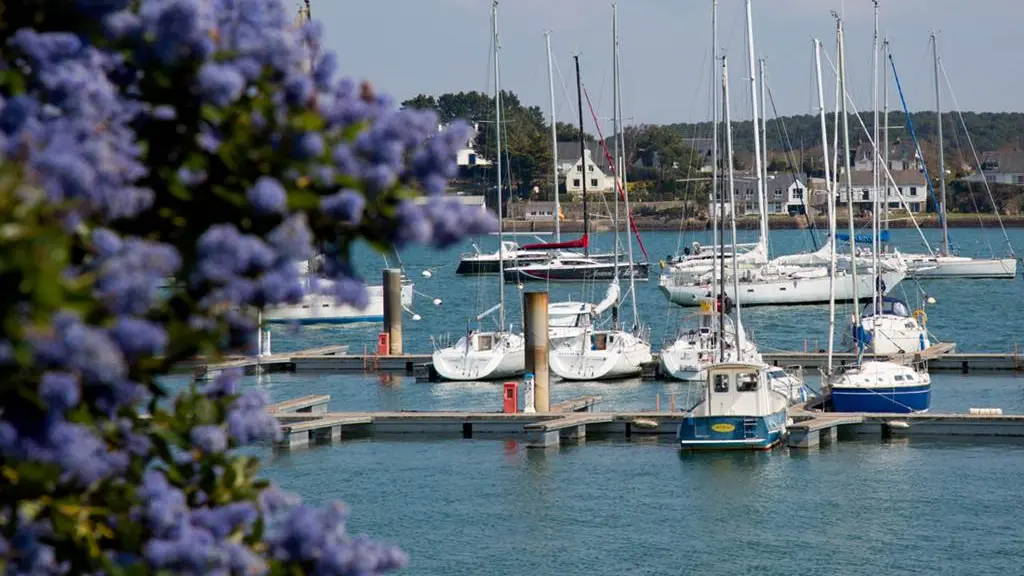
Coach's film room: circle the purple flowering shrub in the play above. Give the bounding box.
[0,0,497,573]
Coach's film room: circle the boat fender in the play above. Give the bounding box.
[912,309,927,325]
[887,420,910,430]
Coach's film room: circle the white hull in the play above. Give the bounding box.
[905,254,1018,279]
[660,339,762,381]
[264,282,413,324]
[549,330,652,381]
[659,314,761,381]
[661,270,905,307]
[432,331,525,381]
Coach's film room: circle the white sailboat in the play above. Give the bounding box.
[431,2,524,382]
[677,39,798,451]
[549,11,652,381]
[848,13,931,358]
[897,35,1017,280]
[819,16,931,414]
[660,8,907,309]
[661,5,761,383]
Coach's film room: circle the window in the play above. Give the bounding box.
[861,190,870,201]
[713,374,729,393]
[590,178,598,187]
[468,153,477,165]
[737,372,759,392]
[745,189,754,198]
[909,187,918,196]
[912,202,921,211]
[588,164,595,172]
[774,189,783,198]
[793,189,804,200]
[572,178,580,187]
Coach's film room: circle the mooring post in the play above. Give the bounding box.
[382,268,403,355]
[524,290,550,412]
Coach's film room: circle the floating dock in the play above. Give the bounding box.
[178,341,1023,380]
[264,394,1024,451]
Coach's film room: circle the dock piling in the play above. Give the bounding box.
[524,291,550,412]
[383,268,403,354]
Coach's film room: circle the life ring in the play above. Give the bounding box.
[912,309,927,325]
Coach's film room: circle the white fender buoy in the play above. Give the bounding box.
[433,298,442,306]
[421,270,432,278]
[412,314,422,321]
[887,420,910,429]
[517,283,524,291]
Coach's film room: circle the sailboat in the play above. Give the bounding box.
[895,35,1017,280]
[504,38,650,285]
[677,44,794,451]
[820,17,931,414]
[431,2,524,382]
[548,22,652,382]
[846,4,930,358]
[661,1,761,382]
[659,10,909,309]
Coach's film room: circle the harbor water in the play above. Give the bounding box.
[217,227,1024,574]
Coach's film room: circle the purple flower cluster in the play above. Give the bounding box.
[0,0,504,571]
[391,196,498,249]
[140,469,268,574]
[2,30,150,227]
[266,503,408,575]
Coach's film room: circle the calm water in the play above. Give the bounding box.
[233,226,1024,574]
[269,227,1024,355]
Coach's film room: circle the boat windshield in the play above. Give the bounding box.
[862,298,910,318]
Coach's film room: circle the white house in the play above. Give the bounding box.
[835,169,926,213]
[563,148,616,196]
[712,172,809,216]
[853,140,922,173]
[962,150,1024,186]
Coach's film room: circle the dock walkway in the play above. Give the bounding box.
[178,341,1022,381]
[264,394,1024,451]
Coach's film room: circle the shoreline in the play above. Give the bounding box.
[503,214,1024,233]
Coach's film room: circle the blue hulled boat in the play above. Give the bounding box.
[678,362,794,451]
[829,360,931,413]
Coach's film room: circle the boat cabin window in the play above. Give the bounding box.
[864,298,910,318]
[737,372,759,392]
[894,374,905,381]
[476,334,493,351]
[712,374,729,393]
[767,369,787,380]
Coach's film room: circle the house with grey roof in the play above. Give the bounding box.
[962,150,1024,186]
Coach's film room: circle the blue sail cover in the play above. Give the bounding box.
[835,230,890,244]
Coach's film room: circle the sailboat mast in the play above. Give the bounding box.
[614,4,629,277]
[838,16,860,328]
[545,31,560,242]
[723,56,742,360]
[711,0,719,344]
[744,0,767,254]
[574,55,589,258]
[613,10,640,328]
[759,58,768,196]
[815,38,836,375]
[882,38,890,232]
[612,4,621,276]
[492,1,506,331]
[871,0,880,316]
[933,32,950,256]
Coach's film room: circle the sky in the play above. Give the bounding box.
[314,0,1022,133]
